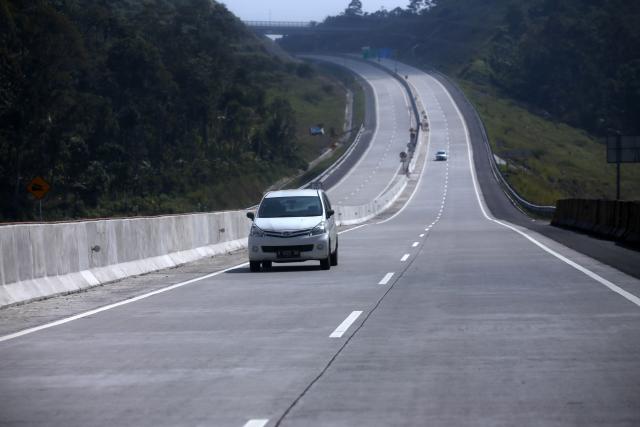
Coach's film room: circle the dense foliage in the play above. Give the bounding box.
[281,0,640,135]
[0,0,311,221]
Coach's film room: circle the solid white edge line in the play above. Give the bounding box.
[401,254,410,262]
[330,311,363,338]
[431,74,640,309]
[0,262,250,343]
[378,272,395,285]
[244,419,269,427]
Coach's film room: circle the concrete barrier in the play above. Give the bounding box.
[335,175,408,226]
[0,211,252,307]
[552,199,640,246]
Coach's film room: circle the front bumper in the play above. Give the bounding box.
[248,233,330,262]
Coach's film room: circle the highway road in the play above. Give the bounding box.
[305,55,412,206]
[1,60,640,427]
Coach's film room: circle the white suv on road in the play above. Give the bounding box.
[247,189,338,272]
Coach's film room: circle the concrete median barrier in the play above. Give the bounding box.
[552,199,640,246]
[0,211,252,307]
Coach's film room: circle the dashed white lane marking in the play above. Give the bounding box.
[378,272,395,285]
[412,242,419,247]
[401,254,410,262]
[330,311,363,338]
[420,234,425,238]
[244,420,269,427]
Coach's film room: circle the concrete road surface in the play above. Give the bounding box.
[1,61,639,427]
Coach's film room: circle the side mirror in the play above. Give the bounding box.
[326,209,335,219]
[246,212,255,221]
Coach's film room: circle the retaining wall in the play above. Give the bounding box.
[552,199,640,246]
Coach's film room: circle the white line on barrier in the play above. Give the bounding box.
[378,272,395,285]
[433,74,640,309]
[401,254,410,262]
[330,311,363,338]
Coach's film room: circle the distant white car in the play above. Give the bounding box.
[246,189,338,272]
[435,150,448,161]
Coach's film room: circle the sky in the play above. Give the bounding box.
[220,0,409,22]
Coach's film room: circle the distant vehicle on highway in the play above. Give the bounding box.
[246,189,338,272]
[435,150,448,161]
[309,126,325,136]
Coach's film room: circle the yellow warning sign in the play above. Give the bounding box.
[26,176,51,200]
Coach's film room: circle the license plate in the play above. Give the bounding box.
[277,250,300,258]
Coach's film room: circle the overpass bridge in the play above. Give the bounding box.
[244,20,370,35]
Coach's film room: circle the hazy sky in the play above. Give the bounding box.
[220,0,409,22]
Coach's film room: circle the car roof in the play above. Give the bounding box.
[264,189,321,199]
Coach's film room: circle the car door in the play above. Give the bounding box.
[322,192,337,252]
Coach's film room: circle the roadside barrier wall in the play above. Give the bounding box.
[335,176,408,226]
[0,211,252,307]
[552,199,640,246]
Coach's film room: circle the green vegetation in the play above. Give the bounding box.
[463,82,640,204]
[280,0,640,203]
[0,0,349,222]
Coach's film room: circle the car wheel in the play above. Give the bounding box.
[249,261,261,272]
[320,257,330,270]
[262,261,272,270]
[330,241,338,266]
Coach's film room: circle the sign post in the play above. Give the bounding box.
[606,135,640,200]
[26,176,51,221]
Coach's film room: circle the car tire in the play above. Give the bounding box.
[320,257,330,270]
[249,261,261,272]
[262,261,272,270]
[330,241,338,266]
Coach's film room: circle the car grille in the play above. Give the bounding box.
[262,245,314,253]
[263,229,311,238]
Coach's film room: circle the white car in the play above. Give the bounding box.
[435,150,448,161]
[246,189,338,272]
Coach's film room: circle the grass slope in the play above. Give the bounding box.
[463,81,640,204]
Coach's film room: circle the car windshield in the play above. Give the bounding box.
[258,196,323,218]
[437,151,446,155]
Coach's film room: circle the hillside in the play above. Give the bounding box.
[280,0,640,202]
[0,0,350,221]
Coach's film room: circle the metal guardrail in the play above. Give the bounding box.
[431,72,556,216]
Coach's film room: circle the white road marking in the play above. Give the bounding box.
[401,254,410,262]
[378,272,395,285]
[330,311,363,338]
[244,420,269,427]
[420,234,425,237]
[412,242,419,247]
[433,75,640,309]
[0,262,250,343]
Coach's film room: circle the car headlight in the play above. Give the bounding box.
[310,222,327,236]
[249,224,265,237]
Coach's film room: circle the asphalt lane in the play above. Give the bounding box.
[1,61,639,427]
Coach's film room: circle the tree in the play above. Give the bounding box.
[345,0,363,17]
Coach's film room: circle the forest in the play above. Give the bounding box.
[0,0,325,221]
[282,0,640,137]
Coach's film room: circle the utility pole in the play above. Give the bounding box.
[616,133,621,200]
